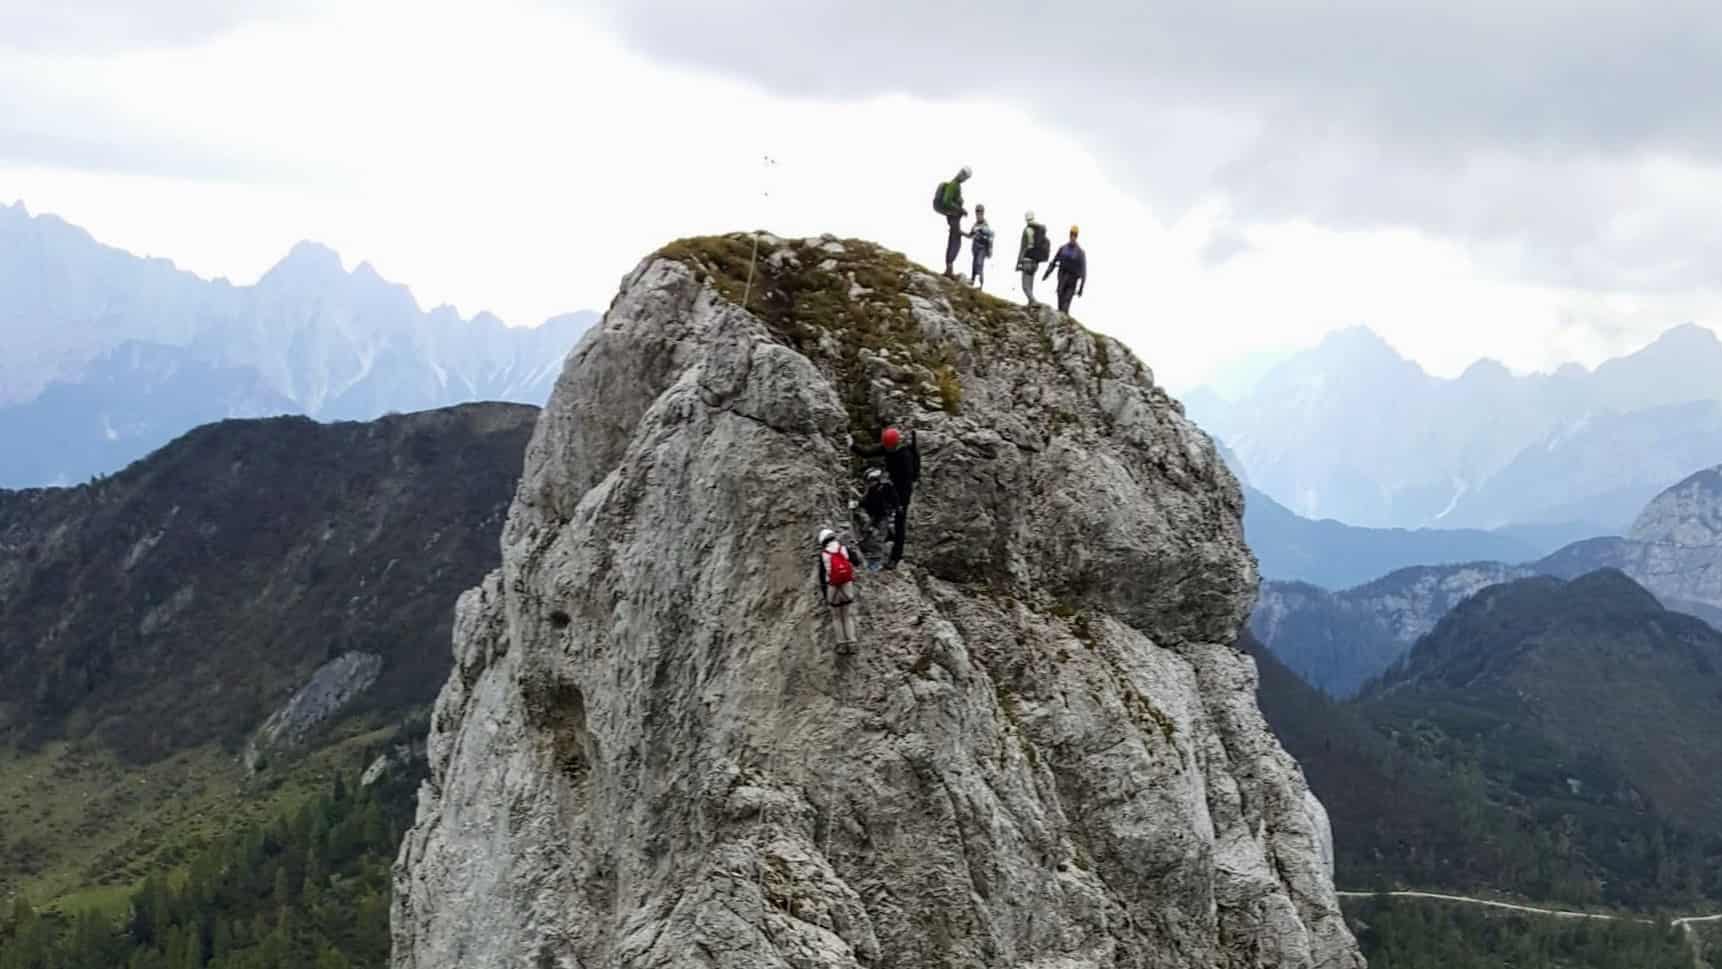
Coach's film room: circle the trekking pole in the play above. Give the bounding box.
[740,154,778,311]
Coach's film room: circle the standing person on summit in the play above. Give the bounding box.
[851,425,921,569]
[965,204,994,288]
[1016,211,1050,306]
[934,167,972,277]
[1044,225,1087,314]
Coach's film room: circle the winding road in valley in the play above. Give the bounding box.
[1337,890,1722,930]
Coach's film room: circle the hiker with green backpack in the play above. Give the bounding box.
[1016,211,1051,306]
[933,166,972,277]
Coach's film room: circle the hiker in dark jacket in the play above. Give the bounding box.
[850,425,921,568]
[936,167,971,277]
[965,204,994,288]
[852,467,900,569]
[1043,225,1087,313]
[1016,211,1049,306]
[815,527,862,648]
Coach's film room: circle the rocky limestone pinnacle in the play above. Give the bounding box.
[391,234,1364,968]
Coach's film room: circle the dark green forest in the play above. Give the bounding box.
[0,762,416,969]
[1347,895,1695,969]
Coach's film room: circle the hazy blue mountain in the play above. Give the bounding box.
[1251,562,1534,696]
[0,342,298,487]
[0,202,593,486]
[1242,484,1541,588]
[1444,399,1722,531]
[1189,323,1722,531]
[1254,462,1722,698]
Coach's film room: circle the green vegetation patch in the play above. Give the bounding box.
[1344,894,1693,969]
[0,719,399,910]
[0,756,420,969]
[656,234,1016,437]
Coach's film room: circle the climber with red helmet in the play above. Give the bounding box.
[850,423,921,569]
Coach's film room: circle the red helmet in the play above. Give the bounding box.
[882,427,902,449]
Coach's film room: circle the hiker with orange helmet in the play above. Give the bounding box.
[851,423,921,569]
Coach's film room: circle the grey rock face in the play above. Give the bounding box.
[392,237,1362,968]
[1631,466,1722,548]
[245,651,383,770]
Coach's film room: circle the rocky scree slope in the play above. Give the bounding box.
[393,235,1363,968]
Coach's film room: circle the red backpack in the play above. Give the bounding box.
[825,546,855,586]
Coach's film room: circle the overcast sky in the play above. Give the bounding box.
[6,0,1722,391]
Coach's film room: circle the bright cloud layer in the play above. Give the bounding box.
[4,0,1719,390]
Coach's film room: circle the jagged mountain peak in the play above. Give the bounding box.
[1636,321,1722,354]
[1,208,598,484]
[393,233,1362,967]
[1314,323,1404,357]
[1458,356,1513,382]
[265,238,347,279]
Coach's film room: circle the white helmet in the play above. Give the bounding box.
[817,527,837,547]
[958,165,972,179]
[1024,209,1035,222]
[864,468,884,483]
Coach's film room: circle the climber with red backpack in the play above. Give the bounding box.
[816,527,862,649]
[850,424,921,569]
[932,167,972,278]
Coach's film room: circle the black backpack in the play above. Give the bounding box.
[1028,223,1050,261]
[932,182,953,215]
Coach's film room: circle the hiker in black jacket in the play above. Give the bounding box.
[1043,225,1087,313]
[852,467,900,569]
[850,425,921,568]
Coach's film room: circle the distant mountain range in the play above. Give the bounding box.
[1241,484,1547,589]
[0,202,591,486]
[1254,462,1722,696]
[1254,567,1722,910]
[1188,323,1722,532]
[0,404,535,901]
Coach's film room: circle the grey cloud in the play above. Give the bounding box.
[0,0,317,53]
[0,126,305,185]
[0,79,316,185]
[1200,227,1252,267]
[586,0,1722,292]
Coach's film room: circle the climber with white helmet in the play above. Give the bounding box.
[1044,225,1087,314]
[815,527,862,649]
[850,424,921,569]
[1016,210,1050,306]
[933,166,973,278]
